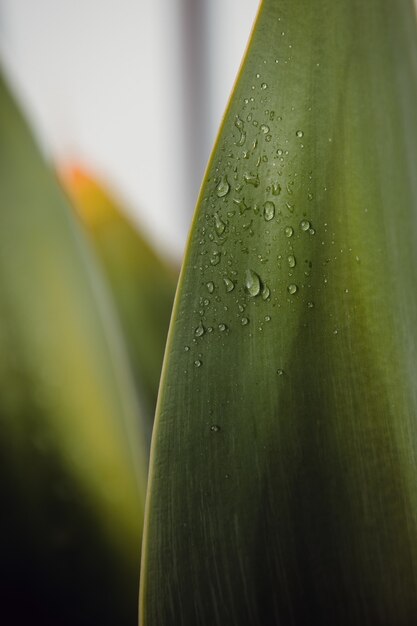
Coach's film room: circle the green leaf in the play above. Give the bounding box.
[0,74,147,624]
[140,0,417,624]
[61,166,177,444]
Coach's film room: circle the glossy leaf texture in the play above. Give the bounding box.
[61,166,178,444]
[0,73,147,625]
[140,0,417,624]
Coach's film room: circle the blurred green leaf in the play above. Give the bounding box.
[0,73,147,625]
[140,0,417,624]
[61,166,177,443]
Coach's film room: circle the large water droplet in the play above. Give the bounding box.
[224,277,235,292]
[285,226,294,238]
[263,201,275,221]
[287,283,298,295]
[216,175,230,198]
[245,269,261,296]
[300,220,311,231]
[261,124,270,134]
[195,322,205,337]
[206,281,215,293]
[214,212,226,235]
[288,255,296,268]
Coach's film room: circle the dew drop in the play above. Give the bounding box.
[263,201,275,221]
[244,173,260,187]
[287,283,298,295]
[184,345,190,351]
[194,359,202,368]
[195,322,205,337]
[241,317,249,325]
[210,251,221,265]
[262,284,270,300]
[288,254,296,268]
[210,424,221,432]
[218,323,227,332]
[206,281,215,293]
[264,315,271,322]
[272,183,281,196]
[214,212,226,235]
[245,269,261,297]
[307,301,315,309]
[234,116,244,130]
[261,124,270,134]
[296,130,304,138]
[300,220,311,231]
[261,83,268,90]
[237,130,246,146]
[223,277,235,292]
[216,175,230,198]
[285,226,294,238]
[277,369,284,376]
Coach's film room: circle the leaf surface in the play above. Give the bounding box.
[62,166,177,443]
[0,73,146,625]
[140,1,417,624]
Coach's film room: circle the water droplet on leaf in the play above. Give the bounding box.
[214,212,226,235]
[216,175,230,198]
[263,201,275,221]
[195,322,205,337]
[245,269,261,296]
[244,173,260,187]
[223,277,235,292]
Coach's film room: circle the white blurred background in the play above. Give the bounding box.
[0,0,259,260]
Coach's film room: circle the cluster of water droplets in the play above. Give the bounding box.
[181,41,355,422]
